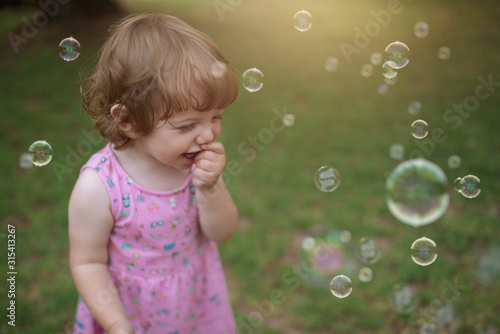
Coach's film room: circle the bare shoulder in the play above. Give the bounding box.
[68,168,114,244]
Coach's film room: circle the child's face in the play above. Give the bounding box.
[132,107,223,170]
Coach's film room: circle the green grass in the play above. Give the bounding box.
[1,0,500,333]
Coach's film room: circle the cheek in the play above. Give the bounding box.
[213,123,222,139]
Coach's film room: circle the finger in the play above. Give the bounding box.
[194,150,225,168]
[200,142,225,155]
[194,158,220,173]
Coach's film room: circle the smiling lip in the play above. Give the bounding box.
[182,151,201,160]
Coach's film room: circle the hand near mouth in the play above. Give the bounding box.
[192,142,226,190]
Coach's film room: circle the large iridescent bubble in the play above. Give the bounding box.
[386,159,449,227]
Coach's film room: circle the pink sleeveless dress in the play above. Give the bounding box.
[73,143,236,334]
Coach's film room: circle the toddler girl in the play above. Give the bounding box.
[68,13,239,334]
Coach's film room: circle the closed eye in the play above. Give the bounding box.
[179,123,196,133]
[212,114,223,122]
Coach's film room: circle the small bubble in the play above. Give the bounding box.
[339,230,351,243]
[361,63,374,78]
[454,177,464,192]
[382,61,398,79]
[438,46,451,60]
[447,155,461,169]
[330,275,352,298]
[390,284,418,314]
[283,114,295,127]
[314,166,341,192]
[408,101,421,115]
[411,119,429,139]
[28,140,53,167]
[19,152,33,169]
[301,236,316,251]
[411,237,438,266]
[293,10,312,32]
[370,52,383,66]
[325,57,338,72]
[414,22,430,38]
[385,41,410,69]
[378,84,389,95]
[389,144,404,160]
[358,267,373,283]
[355,238,381,264]
[59,37,80,61]
[242,68,264,93]
[454,175,481,198]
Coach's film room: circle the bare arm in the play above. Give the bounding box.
[68,168,135,334]
[193,142,238,243]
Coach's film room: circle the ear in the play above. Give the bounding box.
[110,104,136,137]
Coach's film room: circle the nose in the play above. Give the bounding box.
[195,125,215,145]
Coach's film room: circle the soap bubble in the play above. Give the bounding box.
[282,114,295,127]
[242,68,264,92]
[411,119,429,139]
[358,267,373,282]
[28,140,53,167]
[293,10,312,32]
[386,159,449,227]
[385,41,410,69]
[382,61,398,79]
[378,84,389,95]
[325,57,338,72]
[361,63,374,78]
[414,22,430,38]
[389,144,404,160]
[59,37,80,61]
[408,101,422,115]
[339,230,351,243]
[390,284,418,314]
[411,237,438,266]
[314,166,341,192]
[300,229,357,288]
[301,236,316,251]
[370,52,383,66]
[355,238,381,264]
[454,175,481,198]
[447,155,461,169]
[438,46,451,60]
[330,275,352,298]
[19,152,33,169]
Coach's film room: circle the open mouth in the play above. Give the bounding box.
[182,151,201,160]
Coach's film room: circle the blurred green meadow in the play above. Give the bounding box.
[1,0,500,333]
